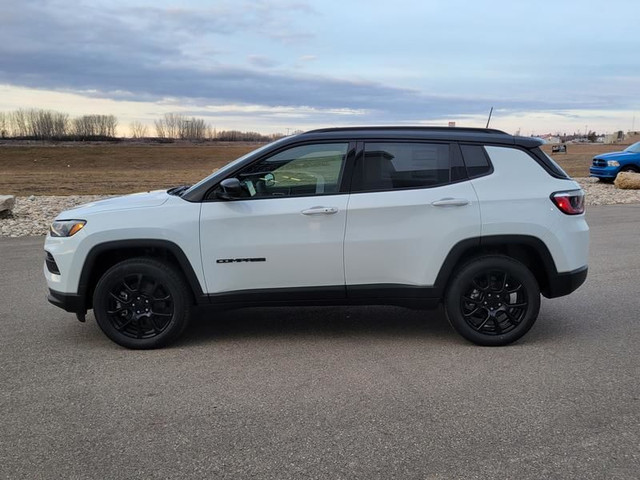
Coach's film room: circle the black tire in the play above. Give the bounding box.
[444,255,540,346]
[93,258,192,349]
[620,166,639,173]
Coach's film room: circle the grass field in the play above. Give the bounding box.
[0,141,628,196]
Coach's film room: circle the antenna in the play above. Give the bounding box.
[485,107,494,128]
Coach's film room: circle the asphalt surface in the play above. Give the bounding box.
[1,205,639,479]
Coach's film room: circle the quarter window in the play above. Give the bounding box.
[460,145,492,178]
[353,142,451,191]
[225,143,348,198]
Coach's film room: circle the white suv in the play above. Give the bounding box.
[44,127,589,349]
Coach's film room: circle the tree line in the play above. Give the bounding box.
[0,109,284,142]
[0,109,117,140]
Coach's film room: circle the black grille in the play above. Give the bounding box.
[593,159,606,167]
[45,251,60,275]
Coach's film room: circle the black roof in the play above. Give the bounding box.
[298,126,543,148]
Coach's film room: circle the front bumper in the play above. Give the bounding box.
[544,265,588,298]
[47,289,86,314]
[589,166,618,179]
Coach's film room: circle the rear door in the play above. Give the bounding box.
[344,141,481,295]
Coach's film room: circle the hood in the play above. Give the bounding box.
[594,151,638,161]
[58,190,171,218]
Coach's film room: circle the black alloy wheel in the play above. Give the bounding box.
[93,258,191,349]
[445,256,540,346]
[105,273,174,339]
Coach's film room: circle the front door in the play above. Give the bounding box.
[199,142,352,298]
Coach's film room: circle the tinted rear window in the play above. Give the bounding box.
[460,145,492,177]
[353,142,451,191]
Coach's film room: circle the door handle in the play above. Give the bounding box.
[301,206,339,215]
[431,198,470,207]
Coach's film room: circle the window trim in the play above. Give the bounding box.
[203,140,356,202]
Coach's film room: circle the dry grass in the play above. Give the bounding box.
[0,141,633,196]
[0,142,259,195]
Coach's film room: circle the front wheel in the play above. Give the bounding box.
[444,256,540,346]
[93,258,192,349]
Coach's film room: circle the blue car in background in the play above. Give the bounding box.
[590,141,640,181]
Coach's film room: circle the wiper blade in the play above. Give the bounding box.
[167,185,191,196]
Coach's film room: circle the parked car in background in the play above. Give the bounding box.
[589,141,640,181]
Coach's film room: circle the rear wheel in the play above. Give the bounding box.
[444,256,540,346]
[93,258,192,349]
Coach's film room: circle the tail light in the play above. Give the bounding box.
[551,190,585,215]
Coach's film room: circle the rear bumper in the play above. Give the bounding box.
[47,289,86,314]
[544,266,588,298]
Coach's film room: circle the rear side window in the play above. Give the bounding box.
[460,145,492,178]
[353,142,451,192]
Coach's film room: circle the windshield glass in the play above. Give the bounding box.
[182,137,290,195]
[623,141,640,153]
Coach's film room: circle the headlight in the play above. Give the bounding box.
[50,220,86,237]
[607,160,620,167]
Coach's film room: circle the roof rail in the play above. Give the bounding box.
[305,126,508,135]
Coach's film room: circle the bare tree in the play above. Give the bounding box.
[154,113,182,138]
[180,118,207,140]
[11,109,29,137]
[154,113,208,140]
[0,112,9,138]
[130,121,148,138]
[72,115,118,138]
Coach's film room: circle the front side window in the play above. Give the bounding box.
[223,143,348,198]
[353,142,451,192]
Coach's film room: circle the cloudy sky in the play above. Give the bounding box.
[1,0,639,135]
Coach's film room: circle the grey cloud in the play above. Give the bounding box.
[247,55,279,68]
[1,0,637,123]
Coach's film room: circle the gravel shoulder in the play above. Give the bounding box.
[1,178,639,237]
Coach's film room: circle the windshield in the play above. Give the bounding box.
[182,137,290,196]
[623,141,640,153]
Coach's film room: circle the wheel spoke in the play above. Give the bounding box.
[506,301,527,308]
[114,317,134,331]
[504,310,521,325]
[107,306,127,314]
[463,306,481,317]
[500,272,508,292]
[150,316,163,333]
[474,314,492,331]
[109,291,131,303]
[492,317,502,334]
[462,296,480,304]
[136,319,143,339]
[472,278,487,291]
[151,311,172,317]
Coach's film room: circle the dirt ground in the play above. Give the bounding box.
[0,142,258,195]
[0,141,628,196]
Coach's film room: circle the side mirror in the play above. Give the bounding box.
[217,178,243,200]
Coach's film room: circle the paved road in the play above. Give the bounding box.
[1,205,639,479]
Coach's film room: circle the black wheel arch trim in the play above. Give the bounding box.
[433,235,585,299]
[76,239,208,312]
